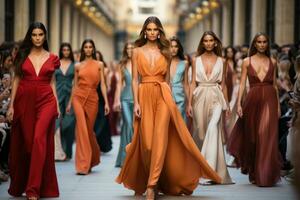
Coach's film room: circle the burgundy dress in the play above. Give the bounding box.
[8,54,60,198]
[228,57,282,187]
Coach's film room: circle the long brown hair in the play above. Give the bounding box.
[119,42,133,67]
[248,32,271,57]
[79,39,97,61]
[135,16,171,60]
[170,36,185,60]
[196,31,222,56]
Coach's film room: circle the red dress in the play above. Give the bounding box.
[8,54,60,198]
[228,57,282,186]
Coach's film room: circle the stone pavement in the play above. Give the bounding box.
[0,136,298,200]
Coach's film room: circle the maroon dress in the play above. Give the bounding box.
[8,54,60,198]
[227,57,282,187]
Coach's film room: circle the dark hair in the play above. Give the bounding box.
[196,31,222,56]
[248,32,271,57]
[14,22,49,77]
[224,46,237,69]
[119,42,134,67]
[59,43,74,62]
[170,36,185,60]
[96,50,107,68]
[80,39,97,62]
[135,16,171,60]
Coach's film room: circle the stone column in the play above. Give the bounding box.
[233,0,245,45]
[251,0,267,38]
[221,0,233,46]
[35,0,47,26]
[203,15,212,31]
[71,10,79,50]
[79,16,86,44]
[49,0,60,54]
[14,0,29,41]
[0,0,5,42]
[275,0,295,45]
[212,8,221,38]
[62,3,71,43]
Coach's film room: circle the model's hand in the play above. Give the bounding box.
[57,107,61,119]
[66,103,72,114]
[237,104,243,118]
[113,100,121,112]
[7,106,14,122]
[186,104,193,117]
[134,103,141,118]
[104,103,110,115]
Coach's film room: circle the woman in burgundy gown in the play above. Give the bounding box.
[227,33,282,187]
[7,22,60,199]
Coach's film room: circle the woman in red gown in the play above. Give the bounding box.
[7,22,60,199]
[227,33,282,187]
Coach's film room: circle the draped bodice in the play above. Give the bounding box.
[55,62,75,97]
[171,60,185,86]
[195,56,223,84]
[76,60,100,89]
[121,67,133,101]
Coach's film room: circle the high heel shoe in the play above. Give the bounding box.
[146,187,155,200]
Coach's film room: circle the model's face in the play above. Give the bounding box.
[62,46,71,59]
[126,44,134,58]
[202,34,216,52]
[4,56,13,68]
[145,23,160,41]
[31,28,45,48]
[170,41,179,57]
[255,35,268,53]
[226,48,234,59]
[83,42,94,57]
[2,74,11,87]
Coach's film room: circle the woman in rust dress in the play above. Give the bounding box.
[67,39,109,175]
[7,22,60,200]
[227,33,282,187]
[116,16,221,200]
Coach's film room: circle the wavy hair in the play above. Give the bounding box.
[80,39,97,62]
[170,36,185,60]
[14,22,49,77]
[196,31,222,56]
[248,32,271,57]
[59,42,74,62]
[135,16,171,60]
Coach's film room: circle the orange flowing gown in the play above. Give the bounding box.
[116,49,221,195]
[73,60,101,174]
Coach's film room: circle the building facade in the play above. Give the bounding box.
[181,0,299,54]
[0,0,115,61]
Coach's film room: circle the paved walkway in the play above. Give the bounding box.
[0,136,297,200]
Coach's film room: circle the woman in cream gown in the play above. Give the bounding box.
[188,31,233,184]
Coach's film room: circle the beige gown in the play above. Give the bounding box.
[192,56,233,184]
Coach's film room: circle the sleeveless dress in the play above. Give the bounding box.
[116,50,221,195]
[192,56,233,184]
[171,60,187,121]
[228,57,282,186]
[115,68,134,167]
[72,60,101,174]
[9,54,60,198]
[55,62,75,159]
[94,86,112,153]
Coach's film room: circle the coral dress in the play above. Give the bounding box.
[9,54,60,198]
[116,50,221,195]
[228,57,282,186]
[73,60,101,174]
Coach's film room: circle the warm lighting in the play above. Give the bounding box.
[189,13,195,19]
[196,7,202,13]
[196,14,203,20]
[202,7,210,15]
[84,0,91,6]
[82,6,88,13]
[95,12,101,17]
[76,0,82,6]
[89,6,96,12]
[202,0,209,7]
[210,0,219,9]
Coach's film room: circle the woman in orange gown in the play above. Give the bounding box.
[116,16,221,200]
[67,39,109,175]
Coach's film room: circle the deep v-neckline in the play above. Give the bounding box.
[140,50,164,71]
[59,62,72,76]
[199,56,219,80]
[249,58,271,83]
[27,53,51,77]
[170,60,181,82]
